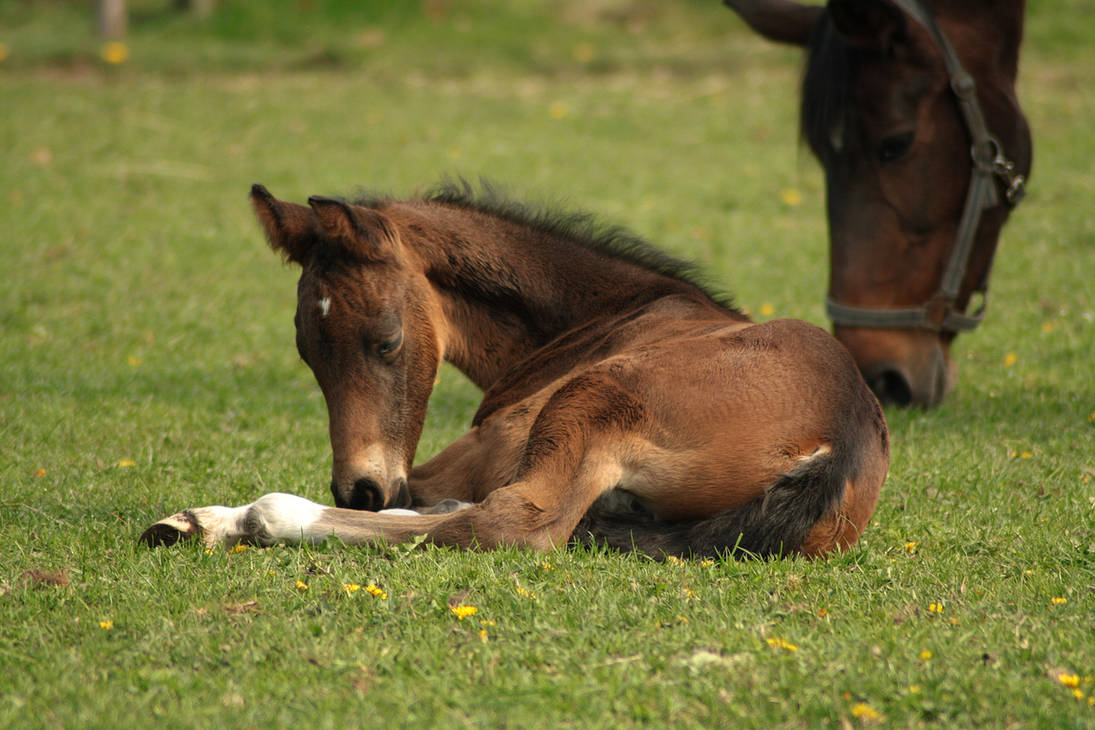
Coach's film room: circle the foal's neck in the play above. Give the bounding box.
[390,200,718,389]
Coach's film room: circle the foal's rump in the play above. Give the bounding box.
[572,318,889,558]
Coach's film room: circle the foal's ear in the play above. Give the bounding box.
[307,196,395,262]
[251,184,315,265]
[827,0,907,52]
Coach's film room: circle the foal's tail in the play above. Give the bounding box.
[572,437,877,560]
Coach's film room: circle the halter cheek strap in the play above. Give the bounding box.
[826,0,1026,334]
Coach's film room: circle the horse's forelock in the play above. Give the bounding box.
[801,14,858,165]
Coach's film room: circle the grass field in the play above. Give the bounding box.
[2,1,1093,727]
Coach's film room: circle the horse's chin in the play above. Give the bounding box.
[835,328,956,408]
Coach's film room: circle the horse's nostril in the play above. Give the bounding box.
[349,478,384,510]
[865,366,913,407]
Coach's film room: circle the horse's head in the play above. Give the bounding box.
[727,0,1031,406]
[251,185,441,510]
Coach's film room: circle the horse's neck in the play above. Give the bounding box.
[393,201,703,389]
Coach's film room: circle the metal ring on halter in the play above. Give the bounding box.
[972,135,1004,172]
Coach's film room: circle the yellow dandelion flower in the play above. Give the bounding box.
[699,559,714,568]
[364,584,387,599]
[1020,452,1032,459]
[100,41,128,65]
[343,583,361,594]
[295,580,308,592]
[851,702,880,719]
[676,615,689,624]
[684,588,697,599]
[904,541,918,553]
[780,188,803,206]
[908,685,921,695]
[34,468,47,478]
[759,302,775,317]
[99,620,114,630]
[1073,689,1086,701]
[450,605,478,620]
[478,628,488,642]
[1059,674,1081,688]
[920,650,932,660]
[766,637,798,652]
[229,544,248,554]
[204,548,215,555]
[818,608,828,617]
[1051,597,1067,606]
[118,459,135,467]
[479,619,495,626]
[1003,352,1017,367]
[928,602,944,614]
[516,586,536,600]
[548,101,568,120]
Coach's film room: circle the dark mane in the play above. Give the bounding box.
[418,178,741,315]
[801,11,858,166]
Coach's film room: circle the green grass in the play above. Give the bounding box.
[2,1,1093,727]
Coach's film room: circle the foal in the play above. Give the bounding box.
[141,183,888,558]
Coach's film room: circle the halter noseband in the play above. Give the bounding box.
[824,0,1026,334]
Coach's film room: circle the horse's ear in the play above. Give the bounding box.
[723,0,823,47]
[251,184,315,265]
[827,0,907,51]
[307,196,395,262]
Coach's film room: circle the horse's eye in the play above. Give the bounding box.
[375,331,403,358]
[877,132,915,163]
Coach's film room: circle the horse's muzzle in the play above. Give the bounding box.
[861,346,952,409]
[331,476,411,510]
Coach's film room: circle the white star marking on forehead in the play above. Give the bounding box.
[318,297,331,318]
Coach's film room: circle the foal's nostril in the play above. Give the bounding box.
[348,478,384,510]
[332,478,384,510]
[865,366,913,407]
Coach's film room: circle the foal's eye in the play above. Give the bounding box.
[876,132,915,163]
[374,331,403,358]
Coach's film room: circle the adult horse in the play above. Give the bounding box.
[725,0,1031,406]
[141,183,888,558]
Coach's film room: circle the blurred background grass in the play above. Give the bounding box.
[0,0,773,75]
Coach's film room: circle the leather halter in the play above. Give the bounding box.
[825,0,1026,333]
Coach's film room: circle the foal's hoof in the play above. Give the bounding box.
[139,511,202,548]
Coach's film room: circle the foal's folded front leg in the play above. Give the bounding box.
[139,492,461,549]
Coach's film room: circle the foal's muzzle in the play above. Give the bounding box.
[331,476,411,510]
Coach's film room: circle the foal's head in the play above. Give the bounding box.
[251,185,440,510]
[728,0,1031,406]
